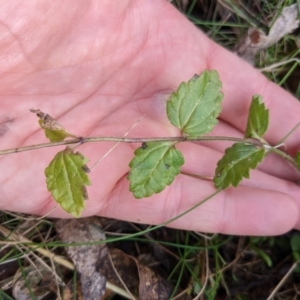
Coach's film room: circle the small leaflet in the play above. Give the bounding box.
[30,109,77,142]
[214,143,265,189]
[166,70,223,137]
[128,142,184,199]
[244,95,269,140]
[45,147,91,217]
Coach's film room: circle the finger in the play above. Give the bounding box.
[35,134,299,233]
[98,175,297,235]
[44,172,299,233]
[91,139,299,234]
[180,141,300,230]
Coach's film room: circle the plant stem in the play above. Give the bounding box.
[268,147,299,171]
[277,121,300,144]
[1,135,298,172]
[0,135,264,156]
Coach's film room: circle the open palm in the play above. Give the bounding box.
[0,1,299,235]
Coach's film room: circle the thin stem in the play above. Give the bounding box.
[0,138,84,155]
[0,135,265,156]
[1,190,222,248]
[268,147,299,171]
[277,121,300,144]
[103,189,222,244]
[1,135,298,173]
[163,189,222,226]
[180,171,213,181]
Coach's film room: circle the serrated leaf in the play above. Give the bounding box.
[214,143,265,189]
[30,109,77,142]
[45,147,91,217]
[166,70,223,136]
[128,142,184,199]
[244,95,269,139]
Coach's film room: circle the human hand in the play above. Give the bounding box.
[0,1,299,235]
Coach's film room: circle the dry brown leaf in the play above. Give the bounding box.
[97,248,139,296]
[30,108,77,142]
[136,262,173,300]
[55,217,107,300]
[61,280,84,300]
[12,263,56,300]
[30,109,68,132]
[234,3,300,64]
[98,248,192,300]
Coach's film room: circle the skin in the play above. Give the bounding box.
[0,0,299,235]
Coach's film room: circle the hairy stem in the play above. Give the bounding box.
[0,136,297,173]
[268,147,299,171]
[0,135,265,156]
[278,121,300,144]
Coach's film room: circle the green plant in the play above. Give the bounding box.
[1,69,300,218]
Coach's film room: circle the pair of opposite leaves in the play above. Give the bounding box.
[32,70,270,217]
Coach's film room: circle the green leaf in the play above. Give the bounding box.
[295,151,300,170]
[31,109,77,142]
[291,235,300,252]
[214,143,265,189]
[166,70,223,136]
[45,147,91,217]
[244,95,269,139]
[250,245,273,267]
[128,142,184,198]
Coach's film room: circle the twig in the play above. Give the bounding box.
[0,136,266,156]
